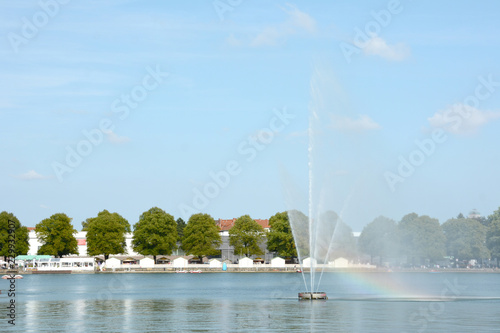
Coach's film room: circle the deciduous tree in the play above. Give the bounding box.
[442,218,489,261]
[229,215,265,257]
[358,216,398,264]
[0,211,29,261]
[399,213,445,265]
[315,211,357,261]
[486,207,500,265]
[36,213,78,257]
[267,211,297,258]
[85,210,131,260]
[132,207,178,263]
[182,213,221,259]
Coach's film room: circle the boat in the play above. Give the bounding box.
[2,275,23,279]
[176,270,188,273]
[189,270,202,273]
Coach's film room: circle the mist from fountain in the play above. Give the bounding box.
[285,64,357,294]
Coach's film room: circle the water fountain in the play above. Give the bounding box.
[285,66,357,300]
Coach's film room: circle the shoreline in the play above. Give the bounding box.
[15,267,500,274]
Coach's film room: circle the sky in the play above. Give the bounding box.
[1,0,500,232]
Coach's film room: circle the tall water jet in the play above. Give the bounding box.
[285,64,360,298]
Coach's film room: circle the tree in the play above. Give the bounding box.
[182,213,221,259]
[229,215,265,257]
[0,211,29,261]
[85,210,131,260]
[358,216,398,264]
[267,211,297,258]
[315,211,356,261]
[35,213,78,257]
[132,207,178,263]
[176,218,186,240]
[399,213,445,265]
[486,207,500,265]
[442,218,489,261]
[287,210,310,257]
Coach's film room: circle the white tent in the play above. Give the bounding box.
[105,258,121,268]
[172,257,188,268]
[328,257,349,268]
[238,257,253,268]
[209,258,222,268]
[302,257,317,268]
[140,257,155,268]
[271,257,286,268]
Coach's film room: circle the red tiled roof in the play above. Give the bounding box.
[27,227,36,231]
[217,218,270,231]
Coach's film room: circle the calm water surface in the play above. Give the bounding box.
[2,272,500,332]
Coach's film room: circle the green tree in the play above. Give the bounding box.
[132,207,178,263]
[176,218,186,240]
[182,213,221,259]
[442,218,489,261]
[267,211,297,258]
[0,211,29,261]
[399,213,445,265]
[486,207,500,265]
[229,215,265,257]
[358,216,399,264]
[35,213,78,257]
[85,210,131,260]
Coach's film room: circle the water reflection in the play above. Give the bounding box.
[3,273,500,332]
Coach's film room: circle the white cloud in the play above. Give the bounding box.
[250,4,316,47]
[330,115,381,132]
[284,3,317,33]
[428,103,500,135]
[357,35,410,61]
[40,204,49,209]
[15,170,49,180]
[105,130,130,144]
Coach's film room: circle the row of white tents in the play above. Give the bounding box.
[103,256,351,269]
[104,257,279,269]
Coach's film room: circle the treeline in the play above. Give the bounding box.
[1,207,500,267]
[358,209,500,267]
[0,208,272,262]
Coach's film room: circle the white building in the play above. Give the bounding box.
[27,229,138,256]
[238,257,253,268]
[173,257,188,268]
[271,257,286,268]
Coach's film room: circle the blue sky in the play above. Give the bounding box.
[1,0,500,231]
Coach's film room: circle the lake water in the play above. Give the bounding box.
[2,271,500,332]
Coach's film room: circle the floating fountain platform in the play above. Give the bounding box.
[298,292,328,300]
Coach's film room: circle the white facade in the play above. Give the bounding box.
[239,257,253,268]
[19,257,95,271]
[105,258,121,268]
[328,257,349,268]
[173,257,188,268]
[28,230,138,256]
[302,257,317,268]
[140,257,155,268]
[209,258,222,268]
[271,257,286,268]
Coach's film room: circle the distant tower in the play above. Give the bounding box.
[468,209,481,219]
